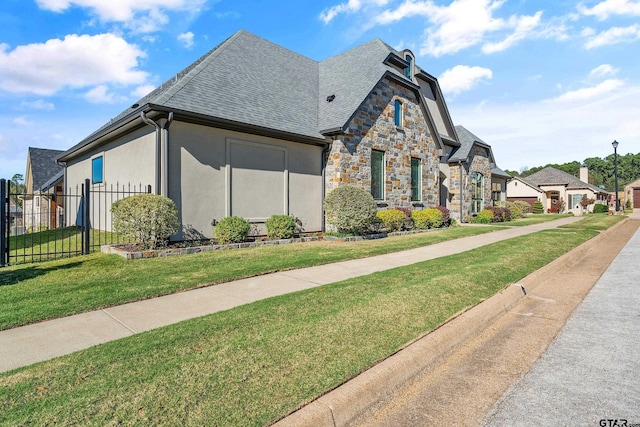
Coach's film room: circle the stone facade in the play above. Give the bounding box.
[449,145,492,223]
[325,79,440,209]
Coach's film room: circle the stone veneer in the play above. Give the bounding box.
[448,145,492,222]
[325,78,440,209]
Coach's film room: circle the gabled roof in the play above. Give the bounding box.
[60,30,456,162]
[522,167,606,194]
[491,166,511,178]
[449,125,490,162]
[27,147,64,191]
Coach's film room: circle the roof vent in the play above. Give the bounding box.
[326,94,335,102]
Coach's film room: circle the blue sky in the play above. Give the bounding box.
[1,0,639,180]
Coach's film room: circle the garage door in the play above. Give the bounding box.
[634,188,640,209]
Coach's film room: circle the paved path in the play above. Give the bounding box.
[0,217,582,373]
[484,218,640,426]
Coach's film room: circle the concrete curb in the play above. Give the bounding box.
[272,218,629,427]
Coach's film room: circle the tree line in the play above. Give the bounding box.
[505,152,640,192]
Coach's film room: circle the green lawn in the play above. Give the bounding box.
[500,213,574,226]
[558,213,626,230]
[0,228,598,426]
[0,226,503,330]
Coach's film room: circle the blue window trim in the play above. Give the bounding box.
[394,100,402,127]
[92,156,104,184]
[404,54,412,78]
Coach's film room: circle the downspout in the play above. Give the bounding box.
[459,160,464,224]
[161,112,174,198]
[141,111,161,195]
[321,139,333,232]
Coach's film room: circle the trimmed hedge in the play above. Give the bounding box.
[215,216,251,244]
[265,215,297,239]
[324,186,378,235]
[593,204,609,214]
[111,194,179,249]
[376,209,406,232]
[533,200,544,214]
[471,209,494,224]
[412,208,443,229]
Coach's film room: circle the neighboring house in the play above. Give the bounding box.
[57,30,507,238]
[448,125,510,221]
[624,178,640,209]
[507,165,609,214]
[22,147,65,231]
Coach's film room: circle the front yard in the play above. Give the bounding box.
[0,227,599,426]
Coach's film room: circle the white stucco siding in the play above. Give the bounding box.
[419,81,451,139]
[506,180,542,198]
[169,121,323,239]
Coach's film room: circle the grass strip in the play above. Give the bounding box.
[0,228,596,426]
[0,226,502,330]
[558,213,626,230]
[498,214,573,226]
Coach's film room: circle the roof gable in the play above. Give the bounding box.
[27,147,64,191]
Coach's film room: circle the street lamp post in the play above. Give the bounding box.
[612,140,619,212]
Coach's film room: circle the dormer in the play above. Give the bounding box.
[402,50,415,81]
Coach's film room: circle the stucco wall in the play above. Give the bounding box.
[325,78,440,209]
[169,122,324,238]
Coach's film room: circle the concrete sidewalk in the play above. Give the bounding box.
[484,217,640,426]
[0,216,583,373]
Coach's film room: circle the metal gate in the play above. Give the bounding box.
[1,178,151,267]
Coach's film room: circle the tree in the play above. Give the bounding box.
[8,173,25,206]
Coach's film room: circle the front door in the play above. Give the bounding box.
[549,191,560,213]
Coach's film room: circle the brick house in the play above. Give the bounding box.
[57,30,507,237]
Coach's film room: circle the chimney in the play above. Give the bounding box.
[580,164,588,183]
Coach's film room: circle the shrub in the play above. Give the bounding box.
[593,204,609,214]
[512,200,531,216]
[496,201,521,220]
[533,200,544,214]
[436,206,450,225]
[111,194,179,249]
[471,209,494,224]
[485,206,511,222]
[265,215,297,239]
[412,208,443,229]
[376,209,406,232]
[215,216,251,244]
[324,186,378,235]
[394,207,414,230]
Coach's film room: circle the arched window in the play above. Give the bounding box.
[471,172,484,214]
[394,99,402,127]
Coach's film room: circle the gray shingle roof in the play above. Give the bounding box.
[61,30,451,161]
[523,167,605,193]
[28,147,64,191]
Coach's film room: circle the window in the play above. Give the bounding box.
[371,150,384,200]
[471,172,484,214]
[92,156,104,184]
[394,99,402,127]
[411,158,420,201]
[491,182,502,203]
[404,54,412,78]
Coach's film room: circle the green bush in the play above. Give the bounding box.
[265,215,297,239]
[471,209,494,224]
[324,186,378,235]
[412,208,443,229]
[593,204,609,214]
[512,200,531,216]
[111,194,179,249]
[496,201,522,220]
[215,216,251,244]
[376,209,406,232]
[533,200,544,214]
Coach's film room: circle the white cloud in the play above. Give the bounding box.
[320,0,390,24]
[36,0,206,33]
[12,116,34,126]
[583,24,640,48]
[450,84,640,171]
[439,65,493,95]
[0,34,148,96]
[482,11,543,53]
[178,31,195,48]
[589,64,618,78]
[131,84,156,98]
[551,79,624,102]
[371,0,545,56]
[20,100,55,111]
[578,0,640,20]
[83,85,117,103]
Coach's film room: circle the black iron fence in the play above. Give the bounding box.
[1,178,151,266]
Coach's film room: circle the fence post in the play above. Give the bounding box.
[0,179,7,267]
[83,178,91,255]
